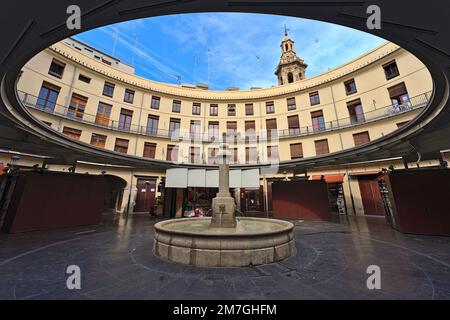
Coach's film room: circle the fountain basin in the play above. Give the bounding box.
[154,217,295,267]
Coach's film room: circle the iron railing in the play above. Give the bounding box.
[17,90,431,142]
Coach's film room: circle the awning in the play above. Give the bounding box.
[349,171,382,176]
[166,168,260,188]
[311,174,345,183]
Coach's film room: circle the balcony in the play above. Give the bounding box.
[18,90,431,142]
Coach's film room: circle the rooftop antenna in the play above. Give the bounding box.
[176,75,182,85]
[207,48,212,85]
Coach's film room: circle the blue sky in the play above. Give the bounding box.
[75,13,386,90]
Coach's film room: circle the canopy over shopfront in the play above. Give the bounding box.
[165,168,260,189]
[311,174,345,184]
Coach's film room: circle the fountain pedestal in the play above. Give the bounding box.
[210,163,236,228]
[153,136,295,267]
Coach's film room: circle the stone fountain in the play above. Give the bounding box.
[154,138,295,267]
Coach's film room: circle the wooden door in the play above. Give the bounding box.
[134,179,156,213]
[358,177,385,216]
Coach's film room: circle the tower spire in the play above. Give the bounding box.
[275,30,308,85]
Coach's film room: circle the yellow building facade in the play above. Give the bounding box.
[3,37,441,216]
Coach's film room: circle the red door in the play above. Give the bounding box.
[134,179,156,213]
[358,176,385,216]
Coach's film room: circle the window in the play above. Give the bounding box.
[347,100,365,124]
[124,89,135,104]
[245,147,257,164]
[231,148,238,164]
[90,133,107,148]
[309,92,320,106]
[245,121,256,138]
[192,102,201,115]
[287,97,296,111]
[118,108,133,131]
[102,59,112,66]
[42,121,52,127]
[208,148,219,164]
[62,127,81,140]
[266,101,275,114]
[290,143,303,159]
[48,59,65,78]
[288,72,294,83]
[383,60,400,80]
[189,146,201,164]
[227,121,237,135]
[228,104,236,116]
[388,82,410,111]
[151,96,160,109]
[143,142,157,159]
[146,115,159,136]
[169,118,181,138]
[344,79,357,95]
[267,145,279,161]
[67,93,87,120]
[288,115,300,136]
[266,118,277,139]
[311,110,325,132]
[315,139,330,155]
[353,131,370,146]
[245,103,254,116]
[78,74,91,83]
[103,82,115,97]
[190,120,201,140]
[37,81,60,111]
[210,104,218,116]
[208,121,220,140]
[167,144,179,162]
[172,100,181,113]
[95,102,112,127]
[114,138,129,154]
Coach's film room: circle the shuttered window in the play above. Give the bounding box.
[90,133,107,148]
[267,145,279,161]
[167,145,179,162]
[388,82,407,98]
[208,148,219,164]
[287,97,296,111]
[353,131,370,146]
[143,142,157,159]
[210,104,218,116]
[288,115,300,135]
[290,143,303,159]
[62,127,81,140]
[245,103,254,115]
[189,146,201,163]
[311,110,325,132]
[246,147,257,163]
[266,118,277,139]
[114,138,129,154]
[227,121,237,134]
[266,101,275,114]
[315,139,330,155]
[192,102,201,115]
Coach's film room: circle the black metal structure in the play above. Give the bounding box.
[0,0,449,172]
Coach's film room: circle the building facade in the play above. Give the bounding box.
[4,35,442,217]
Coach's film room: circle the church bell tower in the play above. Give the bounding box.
[275,26,308,85]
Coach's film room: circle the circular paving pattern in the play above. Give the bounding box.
[0,215,449,300]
